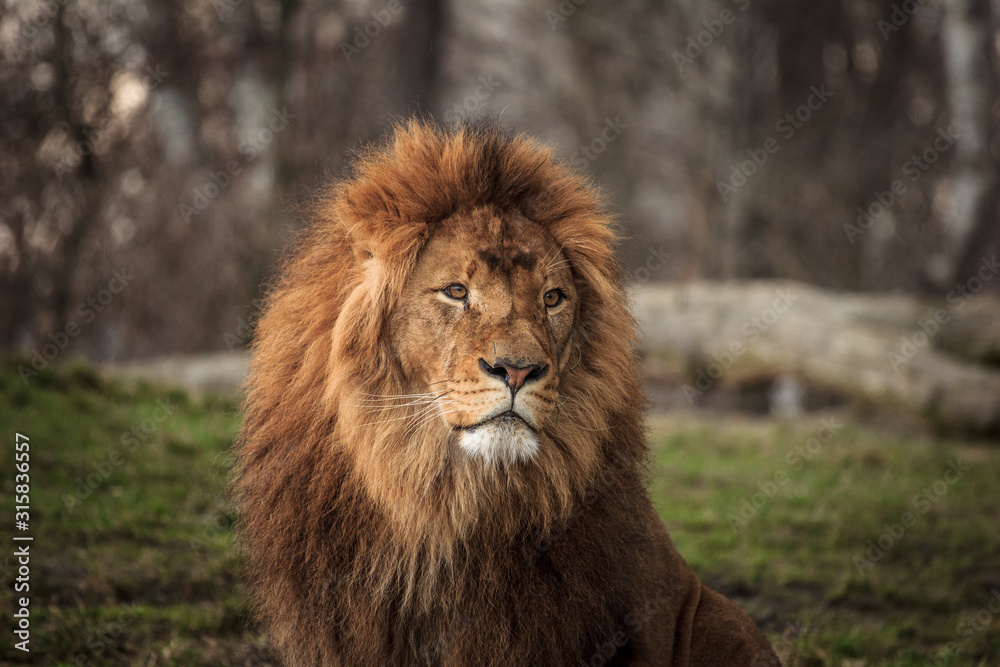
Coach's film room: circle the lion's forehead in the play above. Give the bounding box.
[421,212,564,284]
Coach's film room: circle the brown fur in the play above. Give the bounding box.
[233,120,779,666]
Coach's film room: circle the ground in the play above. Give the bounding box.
[1,359,998,665]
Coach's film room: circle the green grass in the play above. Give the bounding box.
[0,360,266,665]
[1,360,998,665]
[648,415,1000,666]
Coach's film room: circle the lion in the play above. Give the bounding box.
[234,119,779,666]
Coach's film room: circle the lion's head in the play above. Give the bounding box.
[387,207,578,465]
[235,120,650,662]
[301,120,644,534]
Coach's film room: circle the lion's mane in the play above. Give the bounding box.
[234,121,659,665]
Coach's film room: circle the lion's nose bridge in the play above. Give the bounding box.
[486,320,549,368]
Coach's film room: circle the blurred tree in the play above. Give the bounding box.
[0,0,997,362]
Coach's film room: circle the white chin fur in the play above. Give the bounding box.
[457,421,539,465]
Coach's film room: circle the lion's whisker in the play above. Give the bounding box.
[351,395,449,408]
[403,405,461,439]
[352,395,441,404]
[351,403,445,430]
[357,392,445,401]
[368,399,457,437]
[352,391,453,406]
[422,408,461,432]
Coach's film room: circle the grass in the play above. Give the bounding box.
[1,359,998,665]
[648,414,1000,666]
[0,360,265,665]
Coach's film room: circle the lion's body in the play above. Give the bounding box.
[234,121,778,666]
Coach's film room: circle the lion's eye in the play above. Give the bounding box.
[443,284,468,300]
[543,289,564,308]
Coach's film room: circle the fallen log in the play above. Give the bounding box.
[631,281,1000,434]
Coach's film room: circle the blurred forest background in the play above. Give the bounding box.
[2,0,999,363]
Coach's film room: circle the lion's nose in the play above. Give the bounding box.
[478,358,547,393]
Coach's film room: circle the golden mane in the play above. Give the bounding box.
[233,120,776,666]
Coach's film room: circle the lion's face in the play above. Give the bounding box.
[388,206,577,465]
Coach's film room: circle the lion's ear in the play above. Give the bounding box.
[351,240,375,265]
[326,258,392,402]
[335,170,432,269]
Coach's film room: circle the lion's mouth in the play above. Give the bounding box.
[460,410,532,431]
[493,410,526,424]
